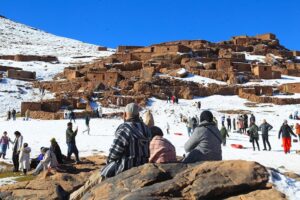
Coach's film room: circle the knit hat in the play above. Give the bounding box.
[125,103,139,116]
[200,110,213,123]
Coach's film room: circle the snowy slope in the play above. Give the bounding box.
[0,16,113,59]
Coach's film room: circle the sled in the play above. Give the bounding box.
[231,144,244,149]
[174,133,183,136]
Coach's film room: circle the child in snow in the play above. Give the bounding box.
[19,143,31,175]
[0,131,12,159]
[220,125,229,146]
[149,126,176,163]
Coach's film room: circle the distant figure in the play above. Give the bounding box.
[250,114,256,124]
[12,131,23,172]
[83,115,91,135]
[289,113,293,120]
[19,143,31,175]
[192,116,198,133]
[197,101,201,110]
[66,122,80,163]
[296,123,300,142]
[7,110,11,121]
[186,117,193,137]
[143,110,154,128]
[166,122,170,134]
[226,116,231,131]
[294,111,299,120]
[248,122,260,151]
[0,131,12,159]
[50,138,63,164]
[220,125,229,146]
[221,115,225,126]
[278,120,297,154]
[149,126,176,163]
[213,117,218,128]
[117,97,121,107]
[243,114,248,132]
[171,95,175,104]
[183,110,222,163]
[98,106,103,118]
[12,109,16,121]
[175,96,179,104]
[69,111,76,123]
[233,118,236,131]
[259,119,273,151]
[167,96,171,103]
[25,109,30,121]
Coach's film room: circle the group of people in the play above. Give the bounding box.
[6,109,16,121]
[289,110,299,120]
[167,95,179,104]
[0,121,81,176]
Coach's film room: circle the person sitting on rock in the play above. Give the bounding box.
[30,147,45,169]
[101,103,152,178]
[183,110,222,163]
[19,143,31,175]
[33,147,58,175]
[149,126,176,163]
[57,103,152,200]
[50,138,64,164]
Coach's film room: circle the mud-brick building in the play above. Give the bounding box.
[86,69,122,87]
[7,69,36,81]
[252,64,274,79]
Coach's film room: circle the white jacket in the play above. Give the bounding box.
[19,146,31,170]
[41,150,58,169]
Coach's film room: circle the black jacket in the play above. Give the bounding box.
[278,124,296,138]
[259,123,273,136]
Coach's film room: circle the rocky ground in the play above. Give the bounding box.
[0,155,288,200]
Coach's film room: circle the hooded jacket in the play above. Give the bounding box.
[184,121,222,162]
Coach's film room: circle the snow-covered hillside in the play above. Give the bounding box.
[0,16,113,58]
[0,16,114,116]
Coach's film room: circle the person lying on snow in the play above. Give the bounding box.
[182,110,222,163]
[149,126,176,163]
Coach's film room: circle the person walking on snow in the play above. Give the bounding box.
[250,114,256,124]
[98,106,103,118]
[248,121,260,151]
[19,143,31,175]
[259,119,273,151]
[226,116,231,131]
[83,115,91,135]
[220,124,229,146]
[278,120,297,154]
[25,109,30,121]
[66,122,80,163]
[233,118,236,131]
[294,111,299,120]
[69,111,76,123]
[0,131,12,159]
[221,115,225,127]
[7,110,11,121]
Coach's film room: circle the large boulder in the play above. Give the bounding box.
[84,160,271,200]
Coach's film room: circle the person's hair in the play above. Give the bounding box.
[40,147,44,151]
[3,131,7,134]
[67,122,72,126]
[23,143,28,147]
[14,131,21,136]
[150,126,164,138]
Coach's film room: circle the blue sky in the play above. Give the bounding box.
[1,0,300,49]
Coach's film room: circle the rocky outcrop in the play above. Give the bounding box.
[84,160,275,200]
[0,159,287,200]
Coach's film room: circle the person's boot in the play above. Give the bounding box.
[23,169,27,175]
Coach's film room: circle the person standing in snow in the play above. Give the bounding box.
[243,114,248,132]
[12,109,16,121]
[250,114,256,124]
[66,122,80,163]
[213,117,218,128]
[259,119,273,151]
[69,110,76,123]
[248,122,260,151]
[98,106,103,118]
[25,109,30,121]
[0,131,12,159]
[83,114,91,135]
[19,143,31,175]
[295,123,300,143]
[278,120,297,154]
[197,101,201,110]
[226,116,231,132]
[171,95,175,104]
[167,96,171,103]
[220,124,229,146]
[294,111,299,120]
[12,131,23,172]
[183,110,222,163]
[186,117,193,137]
[233,118,236,131]
[221,115,225,127]
[166,122,170,134]
[7,110,11,121]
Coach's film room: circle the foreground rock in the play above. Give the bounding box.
[84,160,284,200]
[0,159,286,200]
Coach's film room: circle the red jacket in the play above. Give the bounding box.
[149,136,176,163]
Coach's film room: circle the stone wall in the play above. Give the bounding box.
[21,102,42,116]
[7,69,36,81]
[279,83,300,93]
[0,55,58,62]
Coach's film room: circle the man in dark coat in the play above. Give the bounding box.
[259,119,273,151]
[278,120,297,154]
[50,138,63,164]
[66,122,80,163]
[248,122,260,151]
[226,116,231,131]
[12,109,16,121]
